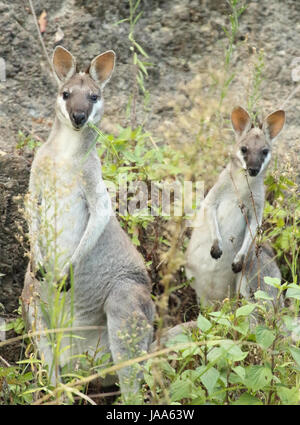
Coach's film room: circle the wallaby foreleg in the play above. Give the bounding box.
[232,208,263,273]
[205,204,223,259]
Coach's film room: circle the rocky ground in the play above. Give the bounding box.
[0,0,299,356]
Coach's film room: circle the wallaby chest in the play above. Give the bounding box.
[30,151,89,268]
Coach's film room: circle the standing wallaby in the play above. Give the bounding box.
[22,46,155,400]
[186,106,285,307]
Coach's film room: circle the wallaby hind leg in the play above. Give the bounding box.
[104,282,154,401]
[236,245,283,327]
[22,265,58,385]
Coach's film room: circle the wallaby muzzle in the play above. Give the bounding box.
[71,111,87,129]
[248,167,260,177]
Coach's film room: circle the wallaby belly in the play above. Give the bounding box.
[33,168,89,271]
[217,197,246,255]
[186,198,246,304]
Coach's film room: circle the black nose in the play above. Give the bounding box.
[248,168,260,177]
[72,112,87,128]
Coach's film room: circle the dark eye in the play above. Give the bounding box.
[62,91,70,100]
[262,148,269,156]
[90,94,98,102]
[241,146,247,154]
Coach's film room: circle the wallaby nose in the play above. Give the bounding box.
[248,167,260,177]
[72,112,87,128]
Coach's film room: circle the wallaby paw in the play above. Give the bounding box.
[232,255,244,273]
[210,241,223,259]
[61,273,71,291]
[35,265,47,281]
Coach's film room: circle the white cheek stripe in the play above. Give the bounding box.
[88,98,104,123]
[57,96,69,120]
[236,150,247,170]
[56,96,74,129]
[258,151,271,176]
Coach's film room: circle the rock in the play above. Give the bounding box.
[0,153,31,313]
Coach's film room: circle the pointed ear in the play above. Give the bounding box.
[89,50,115,89]
[263,110,285,141]
[52,46,76,82]
[231,106,252,137]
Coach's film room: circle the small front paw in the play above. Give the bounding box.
[35,264,47,281]
[232,255,245,273]
[60,266,72,291]
[61,273,71,291]
[210,240,223,259]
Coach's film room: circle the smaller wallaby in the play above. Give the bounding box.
[22,46,155,401]
[186,106,285,308]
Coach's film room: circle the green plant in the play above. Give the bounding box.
[219,0,247,107]
[89,123,182,246]
[247,48,265,121]
[144,276,300,405]
[116,0,152,127]
[264,172,300,285]
[16,131,41,152]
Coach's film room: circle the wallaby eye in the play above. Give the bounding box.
[62,91,70,100]
[90,94,98,102]
[241,146,247,154]
[262,148,269,156]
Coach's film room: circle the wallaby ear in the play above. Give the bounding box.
[263,110,285,141]
[89,50,115,89]
[231,106,252,137]
[52,46,76,82]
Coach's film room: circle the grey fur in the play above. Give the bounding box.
[22,47,155,399]
[186,107,285,308]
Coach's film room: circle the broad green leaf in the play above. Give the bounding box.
[254,290,274,301]
[229,368,246,385]
[156,359,176,378]
[236,304,256,317]
[244,365,272,391]
[198,366,220,395]
[170,378,197,402]
[207,347,224,363]
[233,392,263,405]
[181,345,201,358]
[229,372,242,385]
[286,285,300,300]
[209,311,231,326]
[232,320,249,336]
[232,365,246,380]
[197,314,212,332]
[277,386,300,405]
[255,326,275,349]
[219,340,248,362]
[289,346,300,368]
[264,276,281,288]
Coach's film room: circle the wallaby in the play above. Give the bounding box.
[185,106,285,308]
[21,46,155,399]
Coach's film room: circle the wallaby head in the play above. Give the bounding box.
[52,46,115,131]
[231,106,285,177]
